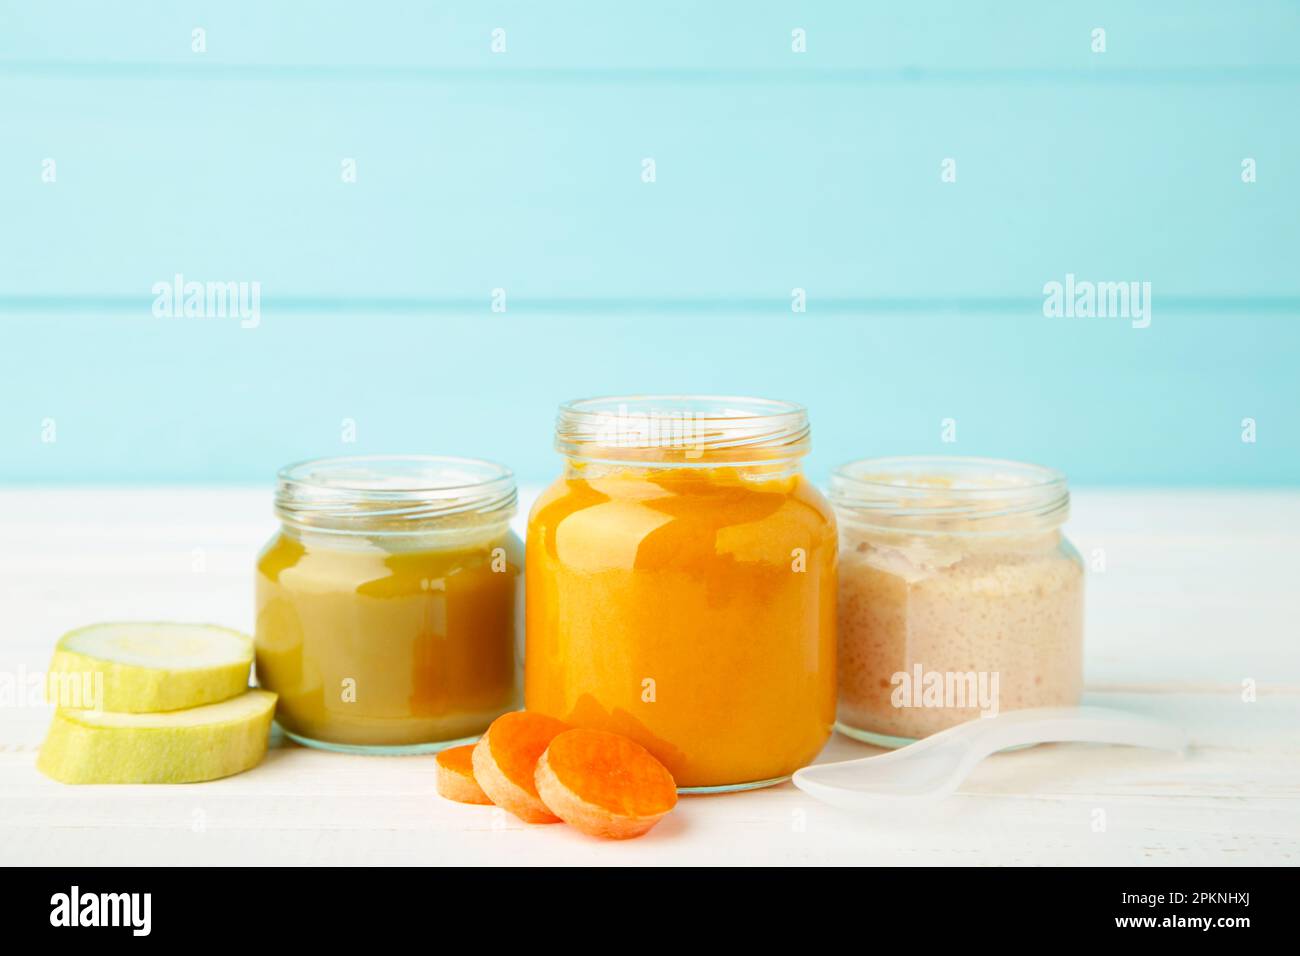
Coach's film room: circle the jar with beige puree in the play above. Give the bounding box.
[830,457,1084,746]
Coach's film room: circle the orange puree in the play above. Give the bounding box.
[256,527,521,749]
[525,466,836,789]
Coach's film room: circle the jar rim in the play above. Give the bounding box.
[829,456,1069,532]
[555,394,810,464]
[275,455,516,532]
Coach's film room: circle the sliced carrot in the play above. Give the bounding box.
[435,744,491,805]
[535,728,678,840]
[472,711,571,823]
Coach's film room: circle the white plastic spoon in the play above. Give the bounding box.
[793,706,1188,811]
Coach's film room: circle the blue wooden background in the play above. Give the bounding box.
[1,2,1297,485]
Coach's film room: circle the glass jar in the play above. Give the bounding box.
[525,396,837,792]
[255,455,522,754]
[830,456,1084,747]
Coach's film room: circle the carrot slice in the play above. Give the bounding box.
[535,729,678,840]
[435,744,491,805]
[472,712,571,823]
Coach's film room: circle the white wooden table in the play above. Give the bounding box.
[2,488,1297,866]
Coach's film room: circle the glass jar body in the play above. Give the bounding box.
[525,462,837,790]
[255,520,522,754]
[834,500,1084,747]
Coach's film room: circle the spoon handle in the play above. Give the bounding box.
[956,705,1189,760]
[792,706,1188,809]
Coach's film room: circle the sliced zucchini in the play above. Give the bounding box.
[47,622,253,713]
[37,689,277,784]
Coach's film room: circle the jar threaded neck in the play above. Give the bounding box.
[275,455,516,534]
[830,456,1069,535]
[555,395,810,465]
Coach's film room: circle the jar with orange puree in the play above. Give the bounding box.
[526,396,837,791]
[255,456,521,754]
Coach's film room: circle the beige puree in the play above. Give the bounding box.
[833,464,1084,743]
